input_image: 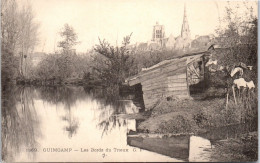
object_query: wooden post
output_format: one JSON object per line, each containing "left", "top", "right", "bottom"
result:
{"left": 232, "top": 85, "right": 237, "bottom": 105}
{"left": 186, "top": 59, "right": 190, "bottom": 97}
{"left": 201, "top": 56, "right": 205, "bottom": 91}
{"left": 226, "top": 91, "right": 229, "bottom": 109}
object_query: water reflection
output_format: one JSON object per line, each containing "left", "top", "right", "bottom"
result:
{"left": 62, "top": 109, "right": 79, "bottom": 138}
{"left": 36, "top": 86, "right": 133, "bottom": 138}
{"left": 2, "top": 86, "right": 41, "bottom": 162}
{"left": 2, "top": 86, "right": 182, "bottom": 162}
{"left": 86, "top": 87, "right": 140, "bottom": 137}
{"left": 36, "top": 86, "right": 88, "bottom": 138}
{"left": 37, "top": 86, "right": 87, "bottom": 105}
{"left": 96, "top": 100, "right": 139, "bottom": 137}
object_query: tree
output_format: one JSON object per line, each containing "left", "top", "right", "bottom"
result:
{"left": 215, "top": 2, "right": 257, "bottom": 82}
{"left": 1, "top": 0, "right": 19, "bottom": 52}
{"left": 94, "top": 33, "right": 134, "bottom": 86}
{"left": 1, "top": 0, "right": 39, "bottom": 80}
{"left": 58, "top": 24, "right": 78, "bottom": 53}
{"left": 17, "top": 3, "right": 40, "bottom": 78}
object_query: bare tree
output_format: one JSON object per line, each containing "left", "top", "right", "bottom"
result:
{"left": 17, "top": 3, "right": 40, "bottom": 78}
{"left": 1, "top": 0, "right": 39, "bottom": 79}
{"left": 1, "top": 0, "right": 20, "bottom": 52}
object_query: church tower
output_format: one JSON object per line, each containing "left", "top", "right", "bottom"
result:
{"left": 152, "top": 22, "right": 165, "bottom": 46}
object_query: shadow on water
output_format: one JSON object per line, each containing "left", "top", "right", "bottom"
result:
{"left": 2, "top": 85, "right": 41, "bottom": 162}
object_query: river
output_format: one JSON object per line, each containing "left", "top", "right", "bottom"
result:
{"left": 1, "top": 85, "right": 253, "bottom": 162}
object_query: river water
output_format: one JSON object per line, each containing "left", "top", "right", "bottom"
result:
{"left": 1, "top": 86, "right": 252, "bottom": 162}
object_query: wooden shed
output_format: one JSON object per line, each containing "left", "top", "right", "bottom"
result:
{"left": 126, "top": 50, "right": 212, "bottom": 110}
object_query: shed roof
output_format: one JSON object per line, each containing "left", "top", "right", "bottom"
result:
{"left": 125, "top": 50, "right": 208, "bottom": 85}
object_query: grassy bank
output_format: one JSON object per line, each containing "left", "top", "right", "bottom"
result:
{"left": 138, "top": 95, "right": 257, "bottom": 134}
{"left": 209, "top": 131, "right": 258, "bottom": 162}
{"left": 136, "top": 93, "right": 257, "bottom": 161}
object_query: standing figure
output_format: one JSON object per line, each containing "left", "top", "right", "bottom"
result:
{"left": 230, "top": 62, "right": 255, "bottom": 105}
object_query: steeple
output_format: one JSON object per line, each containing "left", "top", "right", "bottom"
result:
{"left": 181, "top": 3, "right": 191, "bottom": 40}
{"left": 184, "top": 3, "right": 186, "bottom": 18}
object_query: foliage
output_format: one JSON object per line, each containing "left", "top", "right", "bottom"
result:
{"left": 2, "top": 86, "right": 40, "bottom": 162}
{"left": 58, "top": 24, "right": 78, "bottom": 53}
{"left": 215, "top": 2, "right": 257, "bottom": 82}
{"left": 32, "top": 24, "right": 84, "bottom": 81}
{"left": 210, "top": 132, "right": 258, "bottom": 162}
{"left": 1, "top": 47, "right": 20, "bottom": 85}
{"left": 131, "top": 49, "right": 181, "bottom": 73}
{"left": 34, "top": 52, "right": 92, "bottom": 80}
{"left": 93, "top": 33, "right": 183, "bottom": 86}
{"left": 158, "top": 114, "right": 195, "bottom": 134}
{"left": 140, "top": 94, "right": 257, "bottom": 134}
{"left": 93, "top": 33, "right": 135, "bottom": 85}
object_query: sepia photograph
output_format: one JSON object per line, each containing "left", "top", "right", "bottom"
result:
{"left": 1, "top": 0, "right": 258, "bottom": 162}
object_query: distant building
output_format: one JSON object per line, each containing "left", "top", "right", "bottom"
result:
{"left": 191, "top": 35, "right": 215, "bottom": 49}
{"left": 165, "top": 34, "right": 175, "bottom": 50}
{"left": 137, "top": 43, "right": 148, "bottom": 51}
{"left": 135, "top": 4, "right": 193, "bottom": 52}
{"left": 151, "top": 22, "right": 166, "bottom": 47}
{"left": 131, "top": 4, "right": 215, "bottom": 53}
{"left": 174, "top": 4, "right": 192, "bottom": 50}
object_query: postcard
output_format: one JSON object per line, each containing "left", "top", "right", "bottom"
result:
{"left": 1, "top": 0, "right": 258, "bottom": 162}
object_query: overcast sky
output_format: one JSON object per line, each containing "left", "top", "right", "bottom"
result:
{"left": 24, "top": 0, "right": 257, "bottom": 53}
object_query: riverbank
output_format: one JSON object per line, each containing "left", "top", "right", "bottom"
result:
{"left": 16, "top": 77, "right": 101, "bottom": 86}
{"left": 136, "top": 95, "right": 258, "bottom": 161}
{"left": 15, "top": 78, "right": 138, "bottom": 94}
{"left": 137, "top": 97, "right": 257, "bottom": 134}
{"left": 209, "top": 131, "right": 258, "bottom": 162}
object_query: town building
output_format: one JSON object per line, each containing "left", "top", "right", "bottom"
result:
{"left": 151, "top": 22, "right": 166, "bottom": 47}
{"left": 134, "top": 4, "right": 216, "bottom": 52}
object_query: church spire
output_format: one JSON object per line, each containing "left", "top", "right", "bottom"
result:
{"left": 181, "top": 3, "right": 190, "bottom": 40}
{"left": 184, "top": 3, "right": 186, "bottom": 18}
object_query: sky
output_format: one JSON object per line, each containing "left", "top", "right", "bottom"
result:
{"left": 23, "top": 0, "right": 258, "bottom": 53}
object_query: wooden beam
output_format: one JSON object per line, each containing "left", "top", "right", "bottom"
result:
{"left": 128, "top": 76, "right": 141, "bottom": 86}
{"left": 140, "top": 57, "right": 187, "bottom": 75}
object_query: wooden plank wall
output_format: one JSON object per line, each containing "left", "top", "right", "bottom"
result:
{"left": 140, "top": 58, "right": 190, "bottom": 110}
